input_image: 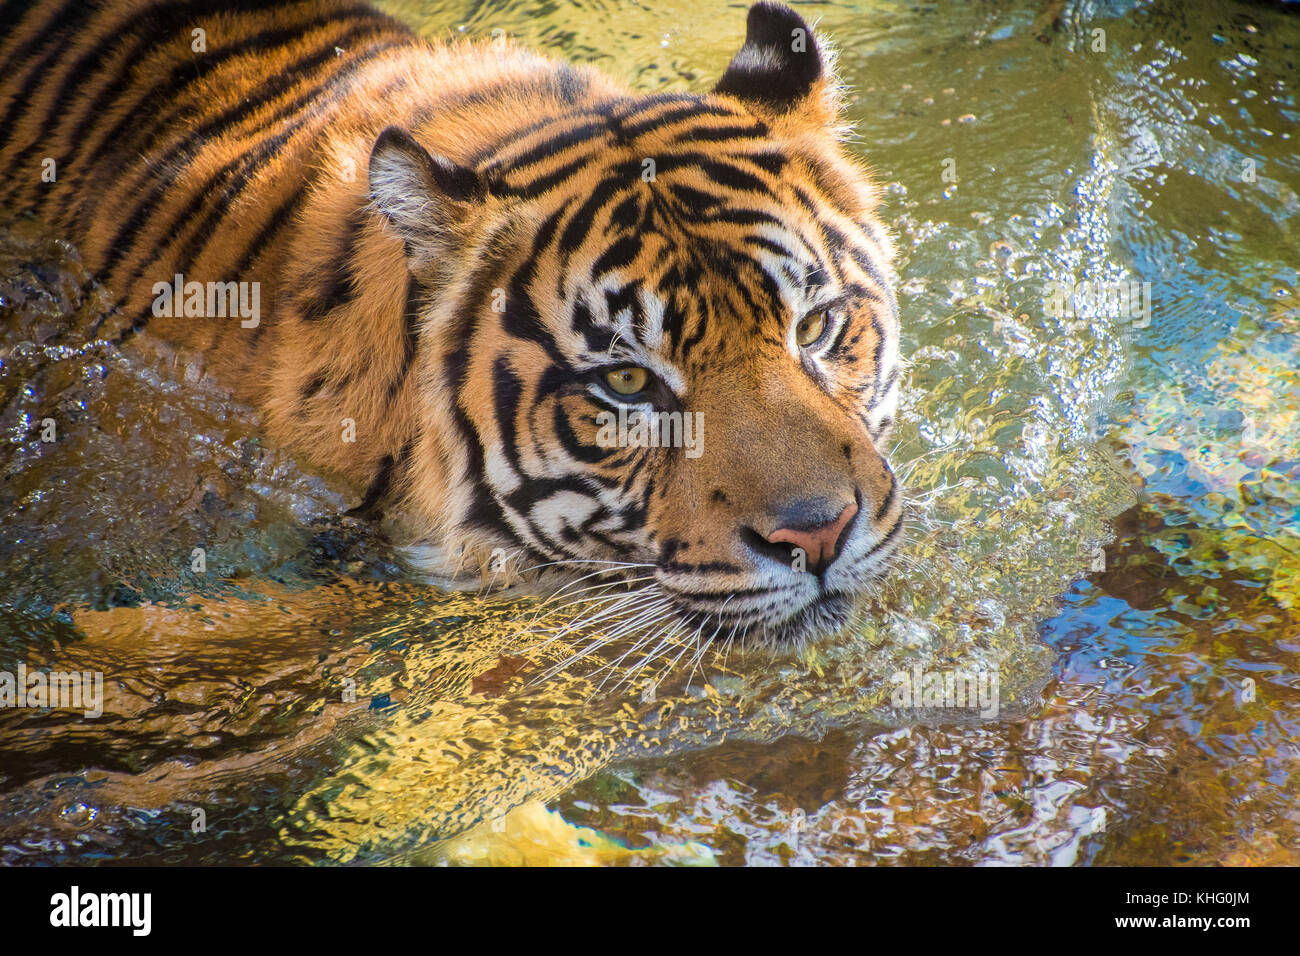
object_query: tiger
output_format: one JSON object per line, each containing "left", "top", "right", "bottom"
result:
{"left": 0, "top": 0, "right": 904, "bottom": 647}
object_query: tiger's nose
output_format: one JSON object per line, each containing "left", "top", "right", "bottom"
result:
{"left": 765, "top": 499, "right": 859, "bottom": 573}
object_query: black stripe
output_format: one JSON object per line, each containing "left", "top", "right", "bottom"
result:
{"left": 866, "top": 514, "right": 904, "bottom": 556}
{"left": 300, "top": 373, "right": 328, "bottom": 402}
{"left": 116, "top": 48, "right": 410, "bottom": 340}
{"left": 2, "top": 0, "right": 279, "bottom": 187}
{"left": 650, "top": 152, "right": 774, "bottom": 193}
{"left": 746, "top": 152, "right": 787, "bottom": 176}
{"left": 823, "top": 221, "right": 884, "bottom": 288}
{"left": 0, "top": 0, "right": 78, "bottom": 66}
{"left": 618, "top": 100, "right": 753, "bottom": 141}
{"left": 744, "top": 253, "right": 784, "bottom": 317}
{"left": 826, "top": 309, "right": 855, "bottom": 356}
{"left": 346, "top": 438, "right": 414, "bottom": 519}
{"left": 589, "top": 234, "right": 641, "bottom": 281}
{"left": 677, "top": 294, "right": 710, "bottom": 360}
{"left": 502, "top": 272, "right": 568, "bottom": 369}
{"left": 666, "top": 184, "right": 721, "bottom": 213}
{"left": 659, "top": 561, "right": 748, "bottom": 577}
{"left": 706, "top": 207, "right": 783, "bottom": 229}
{"left": 101, "top": 23, "right": 396, "bottom": 279}
{"left": 49, "top": 4, "right": 391, "bottom": 205}
{"left": 603, "top": 281, "right": 642, "bottom": 336}
{"left": 118, "top": 158, "right": 316, "bottom": 342}
{"left": 557, "top": 172, "right": 633, "bottom": 259}
{"left": 491, "top": 356, "right": 526, "bottom": 475}
{"left": 747, "top": 236, "right": 793, "bottom": 260}
{"left": 873, "top": 476, "right": 897, "bottom": 523}
{"left": 867, "top": 366, "right": 900, "bottom": 412}
{"left": 664, "top": 123, "right": 765, "bottom": 144}
{"left": 299, "top": 205, "right": 368, "bottom": 321}
{"left": 347, "top": 454, "right": 396, "bottom": 518}
{"left": 607, "top": 194, "right": 641, "bottom": 230}
{"left": 554, "top": 403, "right": 615, "bottom": 464}
{"left": 383, "top": 274, "right": 424, "bottom": 405}
{"left": 483, "top": 118, "right": 608, "bottom": 178}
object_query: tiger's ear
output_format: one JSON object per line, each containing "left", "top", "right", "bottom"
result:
{"left": 713, "top": 3, "right": 832, "bottom": 120}
{"left": 368, "top": 126, "right": 483, "bottom": 269}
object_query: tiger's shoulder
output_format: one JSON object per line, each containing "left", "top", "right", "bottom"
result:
{"left": 0, "top": 0, "right": 617, "bottom": 484}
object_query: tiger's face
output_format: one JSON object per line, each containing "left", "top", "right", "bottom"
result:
{"left": 370, "top": 2, "right": 902, "bottom": 645}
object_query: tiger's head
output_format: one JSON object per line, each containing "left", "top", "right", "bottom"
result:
{"left": 368, "top": 2, "right": 902, "bottom": 646}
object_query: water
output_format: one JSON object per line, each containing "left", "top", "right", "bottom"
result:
{"left": 1, "top": 0, "right": 1297, "bottom": 865}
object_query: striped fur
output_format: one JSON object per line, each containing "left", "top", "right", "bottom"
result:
{"left": 1, "top": 0, "right": 904, "bottom": 645}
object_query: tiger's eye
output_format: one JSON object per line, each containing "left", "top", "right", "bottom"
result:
{"left": 605, "top": 366, "right": 649, "bottom": 395}
{"left": 795, "top": 311, "right": 827, "bottom": 347}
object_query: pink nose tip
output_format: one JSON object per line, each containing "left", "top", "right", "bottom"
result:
{"left": 767, "top": 501, "right": 858, "bottom": 570}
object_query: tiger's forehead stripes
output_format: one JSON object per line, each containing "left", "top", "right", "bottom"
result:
{"left": 476, "top": 94, "right": 764, "bottom": 176}
{"left": 484, "top": 170, "right": 857, "bottom": 374}
{"left": 488, "top": 142, "right": 875, "bottom": 366}
{"left": 560, "top": 247, "right": 795, "bottom": 354}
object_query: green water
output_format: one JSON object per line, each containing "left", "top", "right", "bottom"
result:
{"left": 0, "top": 0, "right": 1297, "bottom": 864}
